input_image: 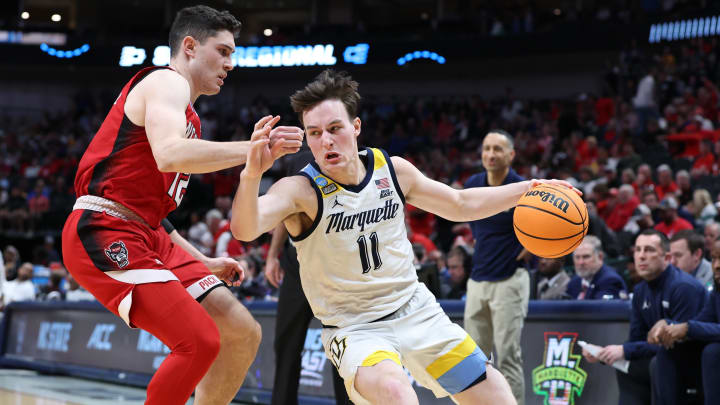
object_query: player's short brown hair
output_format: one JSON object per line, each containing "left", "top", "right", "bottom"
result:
{"left": 169, "top": 5, "right": 242, "bottom": 57}
{"left": 290, "top": 70, "right": 361, "bottom": 126}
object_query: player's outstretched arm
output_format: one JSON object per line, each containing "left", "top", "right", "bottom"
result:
{"left": 139, "top": 70, "right": 302, "bottom": 173}
{"left": 230, "top": 124, "right": 309, "bottom": 241}
{"left": 392, "top": 156, "right": 578, "bottom": 222}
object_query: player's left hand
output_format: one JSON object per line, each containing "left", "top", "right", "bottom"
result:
{"left": 528, "top": 179, "right": 583, "bottom": 196}
{"left": 205, "top": 256, "right": 245, "bottom": 286}
{"left": 269, "top": 125, "right": 304, "bottom": 160}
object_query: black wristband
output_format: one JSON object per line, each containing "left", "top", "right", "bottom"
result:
{"left": 161, "top": 218, "right": 176, "bottom": 234}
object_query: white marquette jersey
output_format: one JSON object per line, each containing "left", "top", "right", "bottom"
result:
{"left": 291, "top": 147, "right": 417, "bottom": 328}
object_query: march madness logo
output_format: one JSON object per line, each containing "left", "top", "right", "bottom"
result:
{"left": 105, "top": 241, "right": 129, "bottom": 268}
{"left": 532, "top": 332, "right": 587, "bottom": 405}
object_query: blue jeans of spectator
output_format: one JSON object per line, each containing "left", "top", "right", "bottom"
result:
{"left": 652, "top": 342, "right": 705, "bottom": 405}
{"left": 702, "top": 342, "right": 720, "bottom": 405}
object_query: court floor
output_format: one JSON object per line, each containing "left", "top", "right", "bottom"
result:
{"left": 0, "top": 368, "right": 193, "bottom": 405}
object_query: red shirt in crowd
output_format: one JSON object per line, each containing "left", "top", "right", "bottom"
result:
{"left": 655, "top": 217, "right": 693, "bottom": 239}
{"left": 655, "top": 181, "right": 678, "bottom": 200}
{"left": 693, "top": 152, "right": 716, "bottom": 173}
{"left": 605, "top": 196, "right": 640, "bottom": 232}
{"left": 595, "top": 97, "right": 615, "bottom": 126}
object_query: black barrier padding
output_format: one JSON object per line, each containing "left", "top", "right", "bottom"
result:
{"left": 0, "top": 300, "right": 632, "bottom": 404}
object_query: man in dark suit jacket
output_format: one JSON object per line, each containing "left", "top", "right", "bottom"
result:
{"left": 567, "top": 235, "right": 627, "bottom": 300}
{"left": 534, "top": 256, "right": 571, "bottom": 300}
{"left": 583, "top": 230, "right": 706, "bottom": 405}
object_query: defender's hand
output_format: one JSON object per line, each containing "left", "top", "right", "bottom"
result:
{"left": 205, "top": 256, "right": 245, "bottom": 286}
{"left": 244, "top": 115, "right": 281, "bottom": 178}
{"left": 269, "top": 125, "right": 304, "bottom": 160}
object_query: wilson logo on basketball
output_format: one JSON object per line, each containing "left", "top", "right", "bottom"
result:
{"left": 524, "top": 190, "right": 570, "bottom": 214}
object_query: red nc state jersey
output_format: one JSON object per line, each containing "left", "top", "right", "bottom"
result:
{"left": 74, "top": 66, "right": 201, "bottom": 228}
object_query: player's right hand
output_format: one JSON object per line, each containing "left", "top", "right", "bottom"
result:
{"left": 244, "top": 115, "right": 281, "bottom": 178}
{"left": 265, "top": 255, "right": 285, "bottom": 288}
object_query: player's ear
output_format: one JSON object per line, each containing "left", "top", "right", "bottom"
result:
{"left": 182, "top": 36, "right": 196, "bottom": 57}
{"left": 353, "top": 117, "right": 361, "bottom": 137}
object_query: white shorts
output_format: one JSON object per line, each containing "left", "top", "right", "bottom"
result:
{"left": 321, "top": 283, "right": 488, "bottom": 405}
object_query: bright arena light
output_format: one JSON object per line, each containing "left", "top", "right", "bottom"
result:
{"left": 21, "top": 12, "right": 29, "bottom": 20}
{"left": 263, "top": 28, "right": 273, "bottom": 37}
{"left": 51, "top": 14, "right": 61, "bottom": 22}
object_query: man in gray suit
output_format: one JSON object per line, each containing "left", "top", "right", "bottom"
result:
{"left": 534, "top": 256, "right": 570, "bottom": 300}
{"left": 670, "top": 229, "right": 713, "bottom": 288}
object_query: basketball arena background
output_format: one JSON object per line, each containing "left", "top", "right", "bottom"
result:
{"left": 1, "top": 0, "right": 719, "bottom": 404}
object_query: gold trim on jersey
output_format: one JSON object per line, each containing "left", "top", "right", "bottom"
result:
{"left": 370, "top": 147, "right": 388, "bottom": 170}
{"left": 361, "top": 350, "right": 401, "bottom": 367}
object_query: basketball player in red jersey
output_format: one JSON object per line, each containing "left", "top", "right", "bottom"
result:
{"left": 61, "top": 5, "right": 303, "bottom": 404}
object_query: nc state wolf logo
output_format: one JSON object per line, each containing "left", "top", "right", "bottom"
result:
{"left": 105, "top": 241, "right": 129, "bottom": 268}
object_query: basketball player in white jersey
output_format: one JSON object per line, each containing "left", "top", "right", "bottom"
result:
{"left": 231, "top": 70, "right": 577, "bottom": 405}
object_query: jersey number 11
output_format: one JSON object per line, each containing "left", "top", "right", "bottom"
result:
{"left": 357, "top": 232, "right": 382, "bottom": 273}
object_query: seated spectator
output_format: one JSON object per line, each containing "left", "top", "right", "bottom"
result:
{"left": 623, "top": 204, "right": 655, "bottom": 236}
{"left": 39, "top": 271, "right": 66, "bottom": 301}
{"left": 605, "top": 184, "right": 640, "bottom": 232}
{"left": 534, "top": 256, "right": 570, "bottom": 300}
{"left": 704, "top": 221, "right": 720, "bottom": 260}
{"left": 649, "top": 236, "right": 720, "bottom": 405}
{"left": 2, "top": 262, "right": 36, "bottom": 307}
{"left": 187, "top": 211, "right": 212, "bottom": 256}
{"left": 406, "top": 217, "right": 437, "bottom": 258}
{"left": 2, "top": 245, "right": 20, "bottom": 280}
{"left": 675, "top": 169, "right": 693, "bottom": 206}
{"left": 582, "top": 230, "right": 706, "bottom": 405}
{"left": 65, "top": 273, "right": 95, "bottom": 301}
{"left": 655, "top": 196, "right": 693, "bottom": 238}
{"left": 441, "top": 246, "right": 470, "bottom": 300}
{"left": 235, "top": 255, "right": 269, "bottom": 301}
{"left": 692, "top": 140, "right": 716, "bottom": 177}
{"left": 670, "top": 229, "right": 713, "bottom": 288}
{"left": 643, "top": 189, "right": 662, "bottom": 223}
{"left": 655, "top": 164, "right": 679, "bottom": 200}
{"left": 634, "top": 164, "right": 656, "bottom": 196}
{"left": 686, "top": 188, "right": 718, "bottom": 227}
{"left": 567, "top": 235, "right": 627, "bottom": 299}
{"left": 32, "top": 235, "right": 60, "bottom": 266}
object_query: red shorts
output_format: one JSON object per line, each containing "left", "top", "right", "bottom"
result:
{"left": 62, "top": 209, "right": 223, "bottom": 327}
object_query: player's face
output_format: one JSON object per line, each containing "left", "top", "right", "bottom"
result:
{"left": 633, "top": 234, "right": 670, "bottom": 281}
{"left": 190, "top": 30, "right": 235, "bottom": 95}
{"left": 481, "top": 132, "right": 514, "bottom": 172}
{"left": 304, "top": 99, "right": 361, "bottom": 178}
{"left": 669, "top": 239, "right": 698, "bottom": 274}
{"left": 572, "top": 243, "right": 602, "bottom": 279}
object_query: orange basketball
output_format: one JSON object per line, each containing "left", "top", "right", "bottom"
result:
{"left": 513, "top": 184, "right": 588, "bottom": 258}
